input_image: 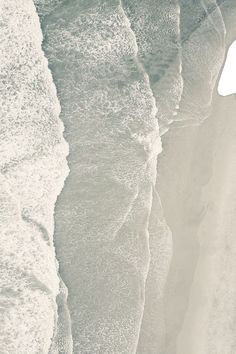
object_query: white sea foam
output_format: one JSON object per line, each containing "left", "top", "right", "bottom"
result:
{"left": 174, "top": 0, "right": 226, "bottom": 127}
{"left": 35, "top": 0, "right": 163, "bottom": 352}
{"left": 122, "top": 0, "right": 183, "bottom": 135}
{"left": 2, "top": 0, "right": 230, "bottom": 353}
{"left": 120, "top": 2, "right": 181, "bottom": 352}
{"left": 0, "top": 1, "right": 70, "bottom": 353}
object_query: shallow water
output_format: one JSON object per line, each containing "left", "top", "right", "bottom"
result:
{"left": 0, "top": 1, "right": 69, "bottom": 353}
{"left": 37, "top": 1, "right": 162, "bottom": 353}
{"left": 1, "top": 0, "right": 236, "bottom": 353}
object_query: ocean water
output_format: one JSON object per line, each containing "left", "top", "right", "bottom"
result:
{"left": 120, "top": 1, "right": 181, "bottom": 352}
{"left": 1, "top": 0, "right": 234, "bottom": 353}
{"left": 122, "top": 0, "right": 183, "bottom": 135}
{"left": 34, "top": 0, "right": 226, "bottom": 353}
{"left": 0, "top": 1, "right": 69, "bottom": 353}
{"left": 36, "top": 1, "right": 163, "bottom": 353}
{"left": 174, "top": 0, "right": 226, "bottom": 127}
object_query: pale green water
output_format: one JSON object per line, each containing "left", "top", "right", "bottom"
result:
{"left": 34, "top": 1, "right": 228, "bottom": 353}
